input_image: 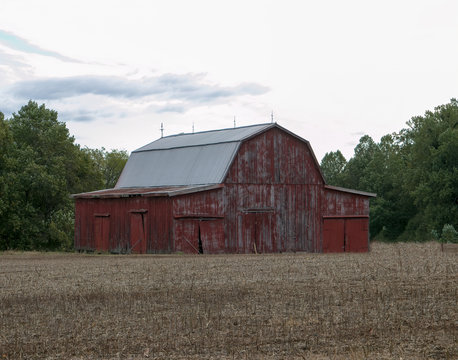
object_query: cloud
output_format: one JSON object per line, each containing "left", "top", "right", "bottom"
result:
{"left": 59, "top": 108, "right": 118, "bottom": 123}
{"left": 0, "top": 29, "right": 81, "bottom": 63}
{"left": 0, "top": 48, "right": 32, "bottom": 71}
{"left": 156, "top": 104, "right": 187, "bottom": 113}
{"left": 10, "top": 73, "right": 270, "bottom": 103}
{"left": 350, "top": 131, "right": 365, "bottom": 137}
{"left": 0, "top": 95, "right": 28, "bottom": 117}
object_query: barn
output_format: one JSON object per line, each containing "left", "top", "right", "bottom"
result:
{"left": 73, "top": 123, "right": 376, "bottom": 254}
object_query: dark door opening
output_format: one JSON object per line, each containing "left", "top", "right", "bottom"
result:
{"left": 175, "top": 218, "right": 224, "bottom": 254}
{"left": 198, "top": 225, "right": 203, "bottom": 254}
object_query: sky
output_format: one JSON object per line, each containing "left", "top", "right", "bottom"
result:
{"left": 0, "top": 0, "right": 457, "bottom": 161}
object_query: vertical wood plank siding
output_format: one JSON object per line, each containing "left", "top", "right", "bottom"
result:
{"left": 75, "top": 197, "right": 172, "bottom": 253}
{"left": 75, "top": 126, "right": 372, "bottom": 253}
{"left": 223, "top": 128, "right": 324, "bottom": 253}
{"left": 322, "top": 188, "right": 370, "bottom": 217}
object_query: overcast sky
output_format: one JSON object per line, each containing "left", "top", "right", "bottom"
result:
{"left": 1, "top": 0, "right": 457, "bottom": 160}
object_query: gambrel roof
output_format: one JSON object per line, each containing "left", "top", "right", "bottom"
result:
{"left": 73, "top": 122, "right": 376, "bottom": 199}
{"left": 116, "top": 123, "right": 276, "bottom": 188}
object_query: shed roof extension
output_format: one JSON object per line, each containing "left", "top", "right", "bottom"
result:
{"left": 116, "top": 123, "right": 275, "bottom": 188}
{"left": 324, "top": 185, "right": 376, "bottom": 198}
{"left": 72, "top": 184, "right": 223, "bottom": 199}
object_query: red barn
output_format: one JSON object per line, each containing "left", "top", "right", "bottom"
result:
{"left": 73, "top": 123, "right": 375, "bottom": 254}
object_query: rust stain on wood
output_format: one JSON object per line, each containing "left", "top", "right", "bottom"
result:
{"left": 74, "top": 126, "right": 373, "bottom": 254}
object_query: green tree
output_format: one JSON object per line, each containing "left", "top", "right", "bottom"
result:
{"left": 399, "top": 99, "right": 458, "bottom": 239}
{"left": 105, "top": 149, "right": 128, "bottom": 188}
{"left": 0, "top": 112, "right": 12, "bottom": 245}
{"left": 363, "top": 134, "right": 415, "bottom": 240}
{"left": 337, "top": 99, "right": 457, "bottom": 242}
{"left": 320, "top": 150, "right": 346, "bottom": 186}
{"left": 83, "top": 147, "right": 128, "bottom": 188}
{"left": 339, "top": 135, "right": 377, "bottom": 191}
{"left": 0, "top": 101, "right": 103, "bottom": 250}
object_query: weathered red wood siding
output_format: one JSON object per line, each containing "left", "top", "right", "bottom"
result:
{"left": 321, "top": 188, "right": 371, "bottom": 252}
{"left": 322, "top": 188, "right": 370, "bottom": 217}
{"left": 75, "top": 126, "right": 372, "bottom": 254}
{"left": 224, "top": 128, "right": 324, "bottom": 253}
{"left": 74, "top": 196, "right": 172, "bottom": 253}
{"left": 172, "top": 189, "right": 224, "bottom": 218}
{"left": 172, "top": 189, "right": 226, "bottom": 254}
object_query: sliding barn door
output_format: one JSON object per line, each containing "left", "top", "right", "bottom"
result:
{"left": 322, "top": 218, "right": 369, "bottom": 253}
{"left": 130, "top": 212, "right": 147, "bottom": 254}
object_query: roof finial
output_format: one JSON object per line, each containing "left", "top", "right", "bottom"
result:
{"left": 234, "top": 116, "right": 236, "bottom": 128}
{"left": 271, "top": 110, "right": 274, "bottom": 123}
{"left": 160, "top": 122, "right": 164, "bottom": 138}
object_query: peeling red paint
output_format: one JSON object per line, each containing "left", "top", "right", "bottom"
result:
{"left": 74, "top": 126, "right": 374, "bottom": 254}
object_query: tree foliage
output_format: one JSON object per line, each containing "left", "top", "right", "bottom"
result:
{"left": 322, "top": 99, "right": 458, "bottom": 241}
{"left": 83, "top": 147, "right": 128, "bottom": 188}
{"left": 1, "top": 99, "right": 456, "bottom": 249}
{"left": 320, "top": 150, "right": 346, "bottom": 186}
{"left": 0, "top": 101, "right": 128, "bottom": 250}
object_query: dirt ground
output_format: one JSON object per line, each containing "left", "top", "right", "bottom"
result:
{"left": 0, "top": 242, "right": 456, "bottom": 359}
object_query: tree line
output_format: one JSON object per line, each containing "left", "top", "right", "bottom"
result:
{"left": 320, "top": 99, "right": 458, "bottom": 243}
{"left": 1, "top": 100, "right": 456, "bottom": 250}
{"left": 0, "top": 101, "right": 128, "bottom": 250}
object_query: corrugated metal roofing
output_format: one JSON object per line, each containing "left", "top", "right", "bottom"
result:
{"left": 73, "top": 184, "right": 224, "bottom": 199}
{"left": 135, "top": 123, "right": 273, "bottom": 152}
{"left": 116, "top": 142, "right": 239, "bottom": 188}
{"left": 324, "top": 185, "right": 377, "bottom": 198}
{"left": 116, "top": 124, "right": 274, "bottom": 188}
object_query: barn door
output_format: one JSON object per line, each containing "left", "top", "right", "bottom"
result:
{"left": 240, "top": 212, "right": 272, "bottom": 253}
{"left": 345, "top": 218, "right": 369, "bottom": 252}
{"left": 256, "top": 213, "right": 272, "bottom": 253}
{"left": 130, "top": 212, "right": 147, "bottom": 254}
{"left": 199, "top": 219, "right": 225, "bottom": 254}
{"left": 323, "top": 219, "right": 345, "bottom": 252}
{"left": 94, "top": 215, "right": 110, "bottom": 252}
{"left": 174, "top": 219, "right": 225, "bottom": 254}
{"left": 174, "top": 219, "right": 200, "bottom": 253}
{"left": 323, "top": 218, "right": 369, "bottom": 252}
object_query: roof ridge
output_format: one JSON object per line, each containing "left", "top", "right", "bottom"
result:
{"left": 161, "top": 122, "right": 272, "bottom": 139}
{"left": 133, "top": 123, "right": 275, "bottom": 153}
{"left": 133, "top": 139, "right": 241, "bottom": 153}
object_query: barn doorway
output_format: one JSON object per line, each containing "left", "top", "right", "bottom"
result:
{"left": 199, "top": 219, "right": 224, "bottom": 254}
{"left": 129, "top": 210, "right": 147, "bottom": 254}
{"left": 240, "top": 211, "right": 273, "bottom": 253}
{"left": 94, "top": 214, "right": 110, "bottom": 252}
{"left": 323, "top": 217, "right": 369, "bottom": 252}
{"left": 174, "top": 218, "right": 224, "bottom": 254}
{"left": 323, "top": 218, "right": 344, "bottom": 252}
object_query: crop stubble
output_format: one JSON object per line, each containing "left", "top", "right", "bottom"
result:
{"left": 0, "top": 242, "right": 456, "bottom": 359}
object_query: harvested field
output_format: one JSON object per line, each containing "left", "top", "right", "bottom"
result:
{"left": 0, "top": 242, "right": 456, "bottom": 359}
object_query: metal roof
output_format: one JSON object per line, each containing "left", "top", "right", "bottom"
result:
{"left": 324, "top": 185, "right": 377, "bottom": 198}
{"left": 116, "top": 142, "right": 239, "bottom": 187}
{"left": 72, "top": 184, "right": 224, "bottom": 199}
{"left": 135, "top": 123, "right": 273, "bottom": 152}
{"left": 116, "top": 123, "right": 274, "bottom": 188}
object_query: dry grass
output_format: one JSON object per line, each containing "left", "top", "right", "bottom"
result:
{"left": 0, "top": 242, "right": 456, "bottom": 359}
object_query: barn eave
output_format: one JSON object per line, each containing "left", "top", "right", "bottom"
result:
{"left": 72, "top": 184, "right": 223, "bottom": 199}
{"left": 324, "top": 185, "right": 376, "bottom": 198}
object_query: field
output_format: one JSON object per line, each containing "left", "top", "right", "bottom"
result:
{"left": 0, "top": 242, "right": 456, "bottom": 359}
